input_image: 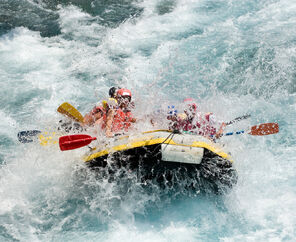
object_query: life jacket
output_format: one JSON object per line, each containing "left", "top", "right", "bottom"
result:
{"left": 178, "top": 118, "right": 196, "bottom": 131}
{"left": 122, "top": 110, "right": 133, "bottom": 131}
{"left": 170, "top": 112, "right": 217, "bottom": 136}
{"left": 90, "top": 98, "right": 118, "bottom": 121}
{"left": 195, "top": 112, "right": 217, "bottom": 136}
{"left": 102, "top": 108, "right": 134, "bottom": 133}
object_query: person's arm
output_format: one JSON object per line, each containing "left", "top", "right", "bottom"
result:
{"left": 83, "top": 113, "right": 94, "bottom": 126}
{"left": 93, "top": 111, "right": 103, "bottom": 121}
{"left": 83, "top": 105, "right": 103, "bottom": 126}
{"left": 215, "top": 122, "right": 226, "bottom": 139}
{"left": 208, "top": 113, "right": 226, "bottom": 139}
{"left": 94, "top": 116, "right": 103, "bottom": 126}
{"left": 105, "top": 109, "right": 115, "bottom": 137}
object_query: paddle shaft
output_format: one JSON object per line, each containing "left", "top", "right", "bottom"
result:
{"left": 225, "top": 131, "right": 245, "bottom": 136}
{"left": 225, "top": 114, "right": 251, "bottom": 125}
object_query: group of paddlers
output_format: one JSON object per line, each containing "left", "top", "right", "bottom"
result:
{"left": 83, "top": 87, "right": 226, "bottom": 140}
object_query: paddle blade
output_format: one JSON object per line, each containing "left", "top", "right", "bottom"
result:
{"left": 17, "top": 130, "right": 41, "bottom": 143}
{"left": 57, "top": 102, "right": 84, "bottom": 123}
{"left": 59, "top": 134, "right": 96, "bottom": 151}
{"left": 249, "top": 123, "right": 279, "bottom": 136}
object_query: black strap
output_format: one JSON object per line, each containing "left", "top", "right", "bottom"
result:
{"left": 152, "top": 130, "right": 180, "bottom": 156}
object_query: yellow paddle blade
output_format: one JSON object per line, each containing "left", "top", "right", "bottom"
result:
{"left": 57, "top": 102, "right": 84, "bottom": 123}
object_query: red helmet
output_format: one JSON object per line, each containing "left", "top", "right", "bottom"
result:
{"left": 183, "top": 98, "right": 197, "bottom": 112}
{"left": 117, "top": 88, "right": 131, "bottom": 97}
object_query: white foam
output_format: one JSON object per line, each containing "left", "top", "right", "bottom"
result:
{"left": 1, "top": 0, "right": 296, "bottom": 241}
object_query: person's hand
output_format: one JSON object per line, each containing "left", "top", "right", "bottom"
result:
{"left": 94, "top": 117, "right": 103, "bottom": 126}
{"left": 215, "top": 132, "right": 223, "bottom": 139}
{"left": 106, "top": 130, "right": 113, "bottom": 138}
{"left": 215, "top": 122, "right": 226, "bottom": 139}
{"left": 83, "top": 113, "right": 92, "bottom": 126}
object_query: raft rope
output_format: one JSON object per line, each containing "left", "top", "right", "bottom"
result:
{"left": 151, "top": 129, "right": 180, "bottom": 156}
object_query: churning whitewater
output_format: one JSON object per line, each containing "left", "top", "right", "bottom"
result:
{"left": 0, "top": 0, "right": 296, "bottom": 241}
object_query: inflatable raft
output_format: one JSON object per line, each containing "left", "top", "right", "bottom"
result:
{"left": 83, "top": 130, "right": 237, "bottom": 192}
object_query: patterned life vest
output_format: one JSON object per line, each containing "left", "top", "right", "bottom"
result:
{"left": 173, "top": 112, "right": 217, "bottom": 136}
{"left": 102, "top": 108, "right": 134, "bottom": 133}
{"left": 195, "top": 112, "right": 217, "bottom": 136}
{"left": 178, "top": 118, "right": 196, "bottom": 131}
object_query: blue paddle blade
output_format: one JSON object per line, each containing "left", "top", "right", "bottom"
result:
{"left": 17, "top": 130, "right": 41, "bottom": 143}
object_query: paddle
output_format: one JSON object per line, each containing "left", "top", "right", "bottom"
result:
{"left": 17, "top": 103, "right": 83, "bottom": 143}
{"left": 59, "top": 134, "right": 96, "bottom": 151}
{"left": 225, "top": 114, "right": 251, "bottom": 125}
{"left": 17, "top": 130, "right": 59, "bottom": 145}
{"left": 225, "top": 123, "right": 279, "bottom": 136}
{"left": 17, "top": 130, "right": 41, "bottom": 143}
{"left": 57, "top": 102, "right": 84, "bottom": 123}
{"left": 59, "top": 123, "right": 279, "bottom": 151}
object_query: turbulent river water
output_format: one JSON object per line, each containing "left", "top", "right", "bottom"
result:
{"left": 0, "top": 0, "right": 296, "bottom": 241}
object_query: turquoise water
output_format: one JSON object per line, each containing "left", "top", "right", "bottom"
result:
{"left": 1, "top": 0, "right": 296, "bottom": 241}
